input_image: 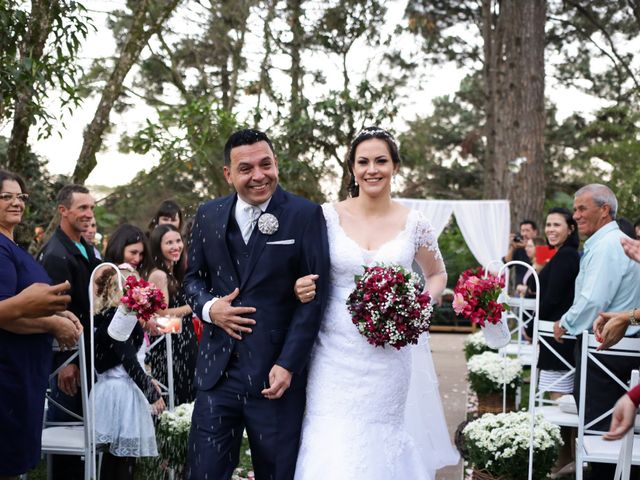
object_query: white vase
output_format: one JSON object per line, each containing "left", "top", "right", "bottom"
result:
{"left": 107, "top": 305, "right": 138, "bottom": 341}
{"left": 481, "top": 312, "right": 511, "bottom": 349}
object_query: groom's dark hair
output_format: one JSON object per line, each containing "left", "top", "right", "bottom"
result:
{"left": 224, "top": 129, "right": 276, "bottom": 165}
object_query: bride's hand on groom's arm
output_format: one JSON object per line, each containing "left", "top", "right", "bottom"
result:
{"left": 295, "top": 274, "right": 318, "bottom": 304}
{"left": 261, "top": 364, "right": 292, "bottom": 400}
{"left": 210, "top": 288, "right": 257, "bottom": 340}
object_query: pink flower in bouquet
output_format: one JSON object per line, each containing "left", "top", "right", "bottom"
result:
{"left": 452, "top": 292, "right": 467, "bottom": 314}
{"left": 346, "top": 264, "right": 433, "bottom": 350}
{"left": 453, "top": 267, "right": 508, "bottom": 327}
{"left": 120, "top": 276, "right": 167, "bottom": 322}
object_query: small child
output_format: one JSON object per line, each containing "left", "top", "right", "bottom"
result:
{"left": 90, "top": 267, "right": 165, "bottom": 479}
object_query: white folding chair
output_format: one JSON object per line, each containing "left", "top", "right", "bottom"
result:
{"left": 41, "top": 336, "right": 96, "bottom": 479}
{"left": 576, "top": 333, "right": 640, "bottom": 480}
{"left": 531, "top": 320, "right": 579, "bottom": 428}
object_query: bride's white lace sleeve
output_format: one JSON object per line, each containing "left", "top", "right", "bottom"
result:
{"left": 414, "top": 212, "right": 442, "bottom": 261}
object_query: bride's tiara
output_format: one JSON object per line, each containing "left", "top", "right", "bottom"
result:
{"left": 353, "top": 127, "right": 397, "bottom": 144}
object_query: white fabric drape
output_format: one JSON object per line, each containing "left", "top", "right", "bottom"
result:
{"left": 396, "top": 198, "right": 454, "bottom": 238}
{"left": 396, "top": 198, "right": 510, "bottom": 269}
{"left": 452, "top": 200, "right": 510, "bottom": 269}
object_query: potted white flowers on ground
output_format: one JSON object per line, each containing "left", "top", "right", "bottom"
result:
{"left": 463, "top": 331, "right": 497, "bottom": 360}
{"left": 467, "top": 351, "right": 522, "bottom": 414}
{"left": 156, "top": 402, "right": 193, "bottom": 473}
{"left": 463, "top": 411, "right": 562, "bottom": 480}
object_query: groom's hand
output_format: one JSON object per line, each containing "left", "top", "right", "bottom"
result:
{"left": 210, "top": 288, "right": 256, "bottom": 340}
{"left": 261, "top": 364, "right": 292, "bottom": 400}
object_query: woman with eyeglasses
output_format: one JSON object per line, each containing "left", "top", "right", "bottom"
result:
{"left": 0, "top": 170, "right": 83, "bottom": 479}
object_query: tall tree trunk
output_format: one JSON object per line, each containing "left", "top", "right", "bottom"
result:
{"left": 287, "top": 0, "right": 304, "bottom": 159}
{"left": 71, "top": 0, "right": 179, "bottom": 184}
{"left": 338, "top": 50, "right": 355, "bottom": 200}
{"left": 510, "top": 0, "right": 545, "bottom": 224}
{"left": 481, "top": 0, "right": 545, "bottom": 226}
{"left": 6, "top": 0, "right": 58, "bottom": 173}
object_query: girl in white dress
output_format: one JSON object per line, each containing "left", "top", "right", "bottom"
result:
{"left": 293, "top": 127, "right": 459, "bottom": 479}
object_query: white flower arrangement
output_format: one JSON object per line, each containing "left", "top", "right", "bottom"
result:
{"left": 463, "top": 331, "right": 496, "bottom": 360}
{"left": 156, "top": 402, "right": 194, "bottom": 470}
{"left": 467, "top": 351, "right": 522, "bottom": 395}
{"left": 463, "top": 411, "right": 562, "bottom": 479}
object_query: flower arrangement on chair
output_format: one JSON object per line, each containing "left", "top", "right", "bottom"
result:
{"left": 453, "top": 267, "right": 510, "bottom": 348}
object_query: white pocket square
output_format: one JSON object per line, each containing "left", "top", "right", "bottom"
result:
{"left": 266, "top": 239, "right": 295, "bottom": 245}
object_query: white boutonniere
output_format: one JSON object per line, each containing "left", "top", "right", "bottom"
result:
{"left": 258, "top": 213, "right": 279, "bottom": 235}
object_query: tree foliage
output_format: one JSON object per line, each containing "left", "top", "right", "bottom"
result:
{"left": 1, "top": 0, "right": 90, "bottom": 174}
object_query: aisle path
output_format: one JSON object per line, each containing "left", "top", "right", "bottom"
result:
{"left": 431, "top": 333, "right": 467, "bottom": 480}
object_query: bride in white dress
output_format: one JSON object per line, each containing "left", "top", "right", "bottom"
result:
{"left": 293, "top": 127, "right": 459, "bottom": 479}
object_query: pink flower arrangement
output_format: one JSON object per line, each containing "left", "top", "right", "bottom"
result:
{"left": 452, "top": 267, "right": 507, "bottom": 327}
{"left": 346, "top": 264, "right": 433, "bottom": 350}
{"left": 120, "top": 275, "right": 167, "bottom": 322}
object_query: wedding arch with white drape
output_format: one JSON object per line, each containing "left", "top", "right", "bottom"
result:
{"left": 397, "top": 198, "right": 510, "bottom": 270}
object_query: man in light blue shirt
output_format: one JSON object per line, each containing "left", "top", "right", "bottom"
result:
{"left": 553, "top": 186, "right": 640, "bottom": 339}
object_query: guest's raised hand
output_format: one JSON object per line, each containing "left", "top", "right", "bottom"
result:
{"left": 261, "top": 364, "right": 292, "bottom": 400}
{"left": 151, "top": 396, "right": 166, "bottom": 415}
{"left": 595, "top": 311, "right": 630, "bottom": 350}
{"left": 603, "top": 394, "right": 637, "bottom": 440}
{"left": 294, "top": 274, "right": 318, "bottom": 303}
{"left": 18, "top": 282, "right": 71, "bottom": 317}
{"left": 552, "top": 320, "right": 566, "bottom": 343}
{"left": 144, "top": 316, "right": 164, "bottom": 336}
{"left": 210, "top": 288, "right": 256, "bottom": 340}
{"left": 51, "top": 313, "right": 81, "bottom": 349}
{"left": 621, "top": 237, "right": 640, "bottom": 264}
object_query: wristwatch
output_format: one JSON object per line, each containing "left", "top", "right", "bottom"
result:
{"left": 630, "top": 308, "right": 640, "bottom": 326}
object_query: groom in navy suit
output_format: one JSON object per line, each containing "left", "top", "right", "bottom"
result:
{"left": 185, "top": 129, "right": 330, "bottom": 480}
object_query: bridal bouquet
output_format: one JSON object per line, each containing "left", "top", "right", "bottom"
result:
{"left": 108, "top": 275, "right": 167, "bottom": 341}
{"left": 463, "top": 411, "right": 562, "bottom": 480}
{"left": 452, "top": 267, "right": 507, "bottom": 327}
{"left": 346, "top": 264, "right": 433, "bottom": 350}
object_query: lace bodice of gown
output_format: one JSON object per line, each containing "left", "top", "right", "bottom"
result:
{"left": 294, "top": 203, "right": 455, "bottom": 480}
{"left": 323, "top": 202, "right": 442, "bottom": 292}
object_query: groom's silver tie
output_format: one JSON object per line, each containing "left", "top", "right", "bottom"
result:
{"left": 242, "top": 205, "right": 262, "bottom": 244}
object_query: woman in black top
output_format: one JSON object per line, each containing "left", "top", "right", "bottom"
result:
{"left": 526, "top": 207, "right": 580, "bottom": 399}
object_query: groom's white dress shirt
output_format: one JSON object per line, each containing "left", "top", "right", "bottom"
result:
{"left": 200, "top": 195, "right": 271, "bottom": 324}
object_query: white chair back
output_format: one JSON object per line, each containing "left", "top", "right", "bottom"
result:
{"left": 41, "top": 335, "right": 94, "bottom": 479}
{"left": 576, "top": 333, "right": 640, "bottom": 480}
{"left": 530, "top": 320, "right": 578, "bottom": 427}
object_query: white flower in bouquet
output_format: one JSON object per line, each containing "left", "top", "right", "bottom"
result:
{"left": 467, "top": 351, "right": 522, "bottom": 395}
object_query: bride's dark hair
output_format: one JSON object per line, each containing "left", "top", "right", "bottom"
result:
{"left": 346, "top": 127, "right": 401, "bottom": 197}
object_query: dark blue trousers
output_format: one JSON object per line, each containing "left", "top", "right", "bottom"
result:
{"left": 187, "top": 370, "right": 305, "bottom": 480}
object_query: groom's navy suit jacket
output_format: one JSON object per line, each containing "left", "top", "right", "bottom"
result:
{"left": 184, "top": 186, "right": 329, "bottom": 396}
